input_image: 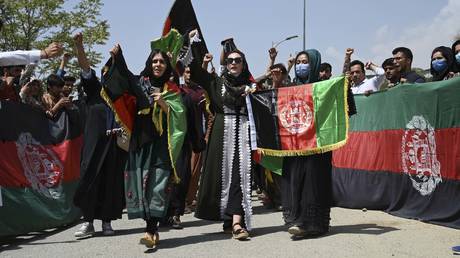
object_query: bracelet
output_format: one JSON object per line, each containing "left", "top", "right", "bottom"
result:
{"left": 43, "top": 49, "right": 49, "bottom": 59}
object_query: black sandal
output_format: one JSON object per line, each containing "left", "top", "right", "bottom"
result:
{"left": 232, "top": 222, "right": 249, "bottom": 240}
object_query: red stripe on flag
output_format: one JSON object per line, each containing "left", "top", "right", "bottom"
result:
{"left": 162, "top": 17, "right": 172, "bottom": 36}
{"left": 113, "top": 93, "right": 137, "bottom": 132}
{"left": 333, "top": 128, "right": 460, "bottom": 181}
{"left": 0, "top": 136, "right": 82, "bottom": 187}
{"left": 276, "top": 84, "right": 317, "bottom": 150}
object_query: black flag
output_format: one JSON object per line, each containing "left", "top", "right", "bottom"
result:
{"left": 163, "top": 0, "right": 208, "bottom": 67}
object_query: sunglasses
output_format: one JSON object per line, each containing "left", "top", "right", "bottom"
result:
{"left": 226, "top": 57, "right": 242, "bottom": 64}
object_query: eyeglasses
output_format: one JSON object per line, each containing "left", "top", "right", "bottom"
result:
{"left": 226, "top": 57, "right": 242, "bottom": 64}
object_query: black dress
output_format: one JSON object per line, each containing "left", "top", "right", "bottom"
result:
{"left": 282, "top": 85, "right": 356, "bottom": 234}
{"left": 73, "top": 70, "right": 127, "bottom": 222}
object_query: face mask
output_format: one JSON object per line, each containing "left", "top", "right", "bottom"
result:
{"left": 431, "top": 59, "right": 447, "bottom": 72}
{"left": 455, "top": 53, "right": 460, "bottom": 64}
{"left": 295, "top": 63, "right": 310, "bottom": 79}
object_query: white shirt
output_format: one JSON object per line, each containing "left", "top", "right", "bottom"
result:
{"left": 351, "top": 67, "right": 385, "bottom": 94}
{"left": 0, "top": 50, "right": 41, "bottom": 67}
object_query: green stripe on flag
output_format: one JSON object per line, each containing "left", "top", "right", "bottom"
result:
{"left": 350, "top": 77, "right": 460, "bottom": 132}
{"left": 0, "top": 181, "right": 81, "bottom": 237}
{"left": 313, "top": 76, "right": 348, "bottom": 147}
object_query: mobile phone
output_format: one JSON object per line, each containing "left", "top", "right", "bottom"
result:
{"left": 150, "top": 87, "right": 160, "bottom": 94}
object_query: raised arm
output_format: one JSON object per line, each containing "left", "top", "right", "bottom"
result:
{"left": 342, "top": 48, "right": 354, "bottom": 74}
{"left": 187, "top": 30, "right": 215, "bottom": 92}
{"left": 57, "top": 53, "right": 71, "bottom": 78}
{"left": 73, "top": 32, "right": 91, "bottom": 73}
{"left": 0, "top": 42, "right": 63, "bottom": 67}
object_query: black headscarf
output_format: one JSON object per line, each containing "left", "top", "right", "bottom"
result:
{"left": 430, "top": 46, "right": 454, "bottom": 81}
{"left": 221, "top": 50, "right": 252, "bottom": 108}
{"left": 140, "top": 49, "right": 174, "bottom": 88}
{"left": 451, "top": 40, "right": 460, "bottom": 73}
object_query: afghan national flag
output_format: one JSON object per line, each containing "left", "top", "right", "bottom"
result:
{"left": 332, "top": 77, "right": 460, "bottom": 229}
{"left": 0, "top": 101, "right": 83, "bottom": 237}
{"left": 248, "top": 76, "right": 349, "bottom": 158}
{"left": 162, "top": 0, "right": 208, "bottom": 68}
{"left": 101, "top": 49, "right": 150, "bottom": 135}
{"left": 101, "top": 52, "right": 187, "bottom": 183}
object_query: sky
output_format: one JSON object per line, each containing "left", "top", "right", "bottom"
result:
{"left": 67, "top": 0, "right": 460, "bottom": 78}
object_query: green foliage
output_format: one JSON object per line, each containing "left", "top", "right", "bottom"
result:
{"left": 0, "top": 0, "right": 109, "bottom": 78}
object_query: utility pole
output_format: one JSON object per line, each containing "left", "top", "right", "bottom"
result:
{"left": 303, "top": 0, "right": 306, "bottom": 50}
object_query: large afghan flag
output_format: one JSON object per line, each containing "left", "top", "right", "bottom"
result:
{"left": 248, "top": 76, "right": 349, "bottom": 158}
{"left": 0, "top": 101, "right": 83, "bottom": 237}
{"left": 332, "top": 77, "right": 460, "bottom": 229}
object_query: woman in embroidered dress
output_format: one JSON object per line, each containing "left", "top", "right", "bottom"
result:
{"left": 187, "top": 30, "right": 253, "bottom": 240}
{"left": 104, "top": 45, "right": 186, "bottom": 248}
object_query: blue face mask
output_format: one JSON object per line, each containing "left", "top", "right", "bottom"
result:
{"left": 431, "top": 59, "right": 447, "bottom": 72}
{"left": 455, "top": 53, "right": 460, "bottom": 64}
{"left": 295, "top": 63, "right": 310, "bottom": 79}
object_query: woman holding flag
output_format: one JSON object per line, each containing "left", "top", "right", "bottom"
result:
{"left": 281, "top": 50, "right": 356, "bottom": 238}
{"left": 102, "top": 45, "right": 186, "bottom": 249}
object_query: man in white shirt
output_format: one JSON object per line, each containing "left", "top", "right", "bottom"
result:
{"left": 349, "top": 60, "right": 385, "bottom": 95}
{"left": 0, "top": 42, "right": 63, "bottom": 67}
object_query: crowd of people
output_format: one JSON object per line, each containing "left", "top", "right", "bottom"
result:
{"left": 2, "top": 16, "right": 460, "bottom": 249}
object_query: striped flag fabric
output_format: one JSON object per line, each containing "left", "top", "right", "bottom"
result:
{"left": 332, "top": 77, "right": 460, "bottom": 229}
{"left": 248, "top": 76, "right": 349, "bottom": 157}
{"left": 0, "top": 101, "right": 82, "bottom": 236}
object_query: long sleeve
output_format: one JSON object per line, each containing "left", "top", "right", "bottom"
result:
{"left": 370, "top": 67, "right": 386, "bottom": 91}
{"left": 188, "top": 55, "right": 215, "bottom": 94}
{"left": 0, "top": 50, "right": 41, "bottom": 67}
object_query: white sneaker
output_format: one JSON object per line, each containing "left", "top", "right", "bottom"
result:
{"left": 74, "top": 222, "right": 95, "bottom": 238}
{"left": 102, "top": 221, "right": 115, "bottom": 236}
{"left": 288, "top": 225, "right": 306, "bottom": 236}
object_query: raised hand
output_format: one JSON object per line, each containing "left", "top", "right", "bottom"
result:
{"left": 42, "top": 42, "right": 63, "bottom": 59}
{"left": 203, "top": 53, "right": 213, "bottom": 63}
{"left": 109, "top": 44, "right": 121, "bottom": 59}
{"left": 269, "top": 47, "right": 278, "bottom": 61}
{"left": 345, "top": 48, "right": 354, "bottom": 57}
{"left": 73, "top": 32, "right": 83, "bottom": 48}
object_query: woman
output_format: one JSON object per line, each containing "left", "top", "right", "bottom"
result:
{"left": 105, "top": 46, "right": 186, "bottom": 248}
{"left": 282, "top": 50, "right": 356, "bottom": 238}
{"left": 430, "top": 46, "right": 455, "bottom": 81}
{"left": 73, "top": 33, "right": 127, "bottom": 238}
{"left": 187, "top": 30, "right": 254, "bottom": 240}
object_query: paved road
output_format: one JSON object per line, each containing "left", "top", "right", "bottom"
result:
{"left": 1, "top": 197, "right": 458, "bottom": 258}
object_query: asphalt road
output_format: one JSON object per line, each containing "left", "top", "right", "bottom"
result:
{"left": 1, "top": 197, "right": 459, "bottom": 258}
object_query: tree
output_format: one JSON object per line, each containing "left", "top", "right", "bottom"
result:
{"left": 0, "top": 0, "right": 109, "bottom": 77}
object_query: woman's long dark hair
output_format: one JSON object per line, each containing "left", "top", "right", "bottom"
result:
{"left": 140, "top": 49, "right": 175, "bottom": 85}
{"left": 451, "top": 40, "right": 460, "bottom": 73}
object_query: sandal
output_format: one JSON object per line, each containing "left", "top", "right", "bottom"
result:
{"left": 139, "top": 232, "right": 159, "bottom": 248}
{"left": 232, "top": 223, "right": 249, "bottom": 240}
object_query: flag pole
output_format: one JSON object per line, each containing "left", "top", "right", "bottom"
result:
{"left": 303, "top": 0, "right": 306, "bottom": 50}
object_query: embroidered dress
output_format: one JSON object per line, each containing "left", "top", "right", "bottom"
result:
{"left": 189, "top": 61, "right": 255, "bottom": 230}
